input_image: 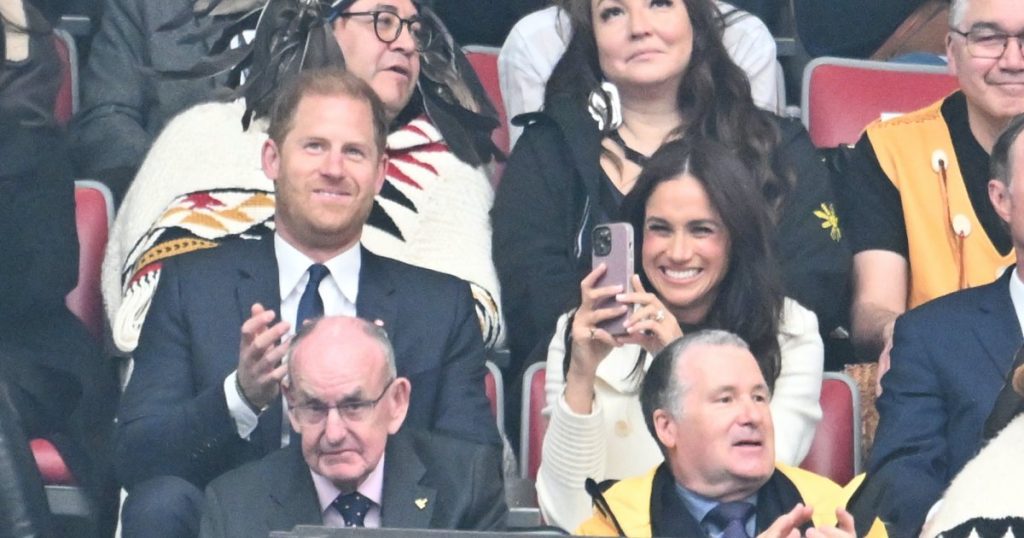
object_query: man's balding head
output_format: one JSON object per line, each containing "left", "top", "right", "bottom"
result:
{"left": 283, "top": 316, "right": 410, "bottom": 493}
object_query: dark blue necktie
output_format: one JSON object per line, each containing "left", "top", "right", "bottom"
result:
{"left": 704, "top": 501, "right": 755, "bottom": 538}
{"left": 296, "top": 264, "right": 330, "bottom": 329}
{"left": 333, "top": 491, "right": 373, "bottom": 527}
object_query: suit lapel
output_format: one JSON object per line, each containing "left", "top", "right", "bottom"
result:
{"left": 972, "top": 272, "right": 1022, "bottom": 379}
{"left": 234, "top": 237, "right": 285, "bottom": 453}
{"left": 356, "top": 248, "right": 398, "bottom": 328}
{"left": 266, "top": 446, "right": 323, "bottom": 530}
{"left": 754, "top": 469, "right": 813, "bottom": 535}
{"left": 235, "top": 237, "right": 281, "bottom": 320}
{"left": 649, "top": 464, "right": 704, "bottom": 537}
{"left": 380, "top": 433, "right": 436, "bottom": 529}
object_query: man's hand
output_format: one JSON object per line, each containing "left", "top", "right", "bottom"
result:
{"left": 806, "top": 508, "right": 856, "bottom": 538}
{"left": 237, "top": 303, "right": 292, "bottom": 412}
{"left": 759, "top": 505, "right": 858, "bottom": 538}
{"left": 758, "top": 503, "right": 814, "bottom": 538}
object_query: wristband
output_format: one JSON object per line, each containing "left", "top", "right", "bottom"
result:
{"left": 236, "top": 374, "right": 269, "bottom": 415}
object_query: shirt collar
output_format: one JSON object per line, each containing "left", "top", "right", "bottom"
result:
{"left": 675, "top": 482, "right": 758, "bottom": 535}
{"left": 311, "top": 454, "right": 386, "bottom": 515}
{"left": 274, "top": 233, "right": 361, "bottom": 307}
{"left": 1008, "top": 267, "right": 1024, "bottom": 331}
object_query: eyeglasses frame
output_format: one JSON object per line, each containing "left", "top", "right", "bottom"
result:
{"left": 290, "top": 377, "right": 396, "bottom": 425}
{"left": 950, "top": 27, "right": 1024, "bottom": 59}
{"left": 333, "top": 10, "right": 432, "bottom": 51}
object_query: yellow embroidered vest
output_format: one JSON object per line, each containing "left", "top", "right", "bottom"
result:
{"left": 865, "top": 97, "right": 1014, "bottom": 308}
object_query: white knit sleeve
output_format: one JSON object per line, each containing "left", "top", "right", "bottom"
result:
{"left": 535, "top": 314, "right": 609, "bottom": 531}
{"left": 770, "top": 298, "right": 825, "bottom": 465}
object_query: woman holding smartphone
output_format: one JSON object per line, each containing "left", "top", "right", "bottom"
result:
{"left": 491, "top": 0, "right": 847, "bottom": 384}
{"left": 537, "top": 139, "right": 824, "bottom": 531}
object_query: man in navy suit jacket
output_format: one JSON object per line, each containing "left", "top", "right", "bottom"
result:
{"left": 869, "top": 114, "right": 1024, "bottom": 536}
{"left": 198, "top": 316, "right": 507, "bottom": 537}
{"left": 116, "top": 68, "right": 499, "bottom": 538}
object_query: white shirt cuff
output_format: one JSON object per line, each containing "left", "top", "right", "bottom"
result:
{"left": 224, "top": 371, "right": 259, "bottom": 439}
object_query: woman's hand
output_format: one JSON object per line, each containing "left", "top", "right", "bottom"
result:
{"left": 564, "top": 264, "right": 629, "bottom": 413}
{"left": 617, "top": 274, "right": 684, "bottom": 356}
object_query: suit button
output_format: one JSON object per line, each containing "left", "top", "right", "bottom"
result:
{"left": 614, "top": 420, "right": 630, "bottom": 437}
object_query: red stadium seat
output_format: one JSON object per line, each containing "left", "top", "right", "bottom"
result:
{"left": 65, "top": 180, "right": 114, "bottom": 344}
{"left": 463, "top": 45, "right": 509, "bottom": 187}
{"left": 799, "top": 372, "right": 862, "bottom": 485}
{"left": 483, "top": 360, "right": 505, "bottom": 438}
{"left": 463, "top": 45, "right": 508, "bottom": 154}
{"left": 801, "top": 57, "right": 959, "bottom": 149}
{"left": 519, "top": 362, "right": 547, "bottom": 480}
{"left": 52, "top": 28, "right": 79, "bottom": 127}
{"left": 31, "top": 180, "right": 115, "bottom": 520}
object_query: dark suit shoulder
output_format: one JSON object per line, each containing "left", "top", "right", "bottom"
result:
{"left": 395, "top": 428, "right": 496, "bottom": 461}
{"left": 364, "top": 249, "right": 471, "bottom": 291}
{"left": 392, "top": 428, "right": 500, "bottom": 483}
{"left": 901, "top": 274, "right": 1008, "bottom": 325}
{"left": 206, "top": 443, "right": 296, "bottom": 495}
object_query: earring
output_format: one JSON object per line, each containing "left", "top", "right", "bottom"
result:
{"left": 587, "top": 81, "right": 623, "bottom": 132}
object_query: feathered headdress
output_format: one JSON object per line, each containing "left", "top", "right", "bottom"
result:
{"left": 157, "top": 0, "right": 502, "bottom": 166}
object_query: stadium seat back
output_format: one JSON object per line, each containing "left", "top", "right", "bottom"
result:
{"left": 519, "top": 362, "right": 547, "bottom": 480}
{"left": 65, "top": 180, "right": 114, "bottom": 345}
{"left": 802, "top": 57, "right": 959, "bottom": 148}
{"left": 52, "top": 28, "right": 78, "bottom": 127}
{"left": 799, "top": 372, "right": 862, "bottom": 485}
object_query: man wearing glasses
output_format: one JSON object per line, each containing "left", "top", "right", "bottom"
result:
{"left": 837, "top": 0, "right": 1024, "bottom": 381}
{"left": 329, "top": 0, "right": 431, "bottom": 120}
{"left": 836, "top": 0, "right": 1024, "bottom": 535}
{"left": 198, "top": 316, "right": 508, "bottom": 537}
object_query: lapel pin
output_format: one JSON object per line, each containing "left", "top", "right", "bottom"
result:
{"left": 414, "top": 498, "right": 428, "bottom": 510}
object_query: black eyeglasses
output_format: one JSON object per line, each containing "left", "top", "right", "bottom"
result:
{"left": 334, "top": 10, "right": 434, "bottom": 51}
{"left": 291, "top": 378, "right": 395, "bottom": 425}
{"left": 950, "top": 28, "right": 1024, "bottom": 59}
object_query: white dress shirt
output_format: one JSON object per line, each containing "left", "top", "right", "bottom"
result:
{"left": 1009, "top": 267, "right": 1024, "bottom": 332}
{"left": 224, "top": 233, "right": 361, "bottom": 442}
{"left": 312, "top": 455, "right": 386, "bottom": 528}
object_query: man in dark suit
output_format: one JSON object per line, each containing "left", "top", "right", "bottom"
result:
{"left": 116, "top": 68, "right": 499, "bottom": 538}
{"left": 199, "top": 316, "right": 507, "bottom": 537}
{"left": 575, "top": 331, "right": 884, "bottom": 537}
{"left": 869, "top": 114, "right": 1024, "bottom": 536}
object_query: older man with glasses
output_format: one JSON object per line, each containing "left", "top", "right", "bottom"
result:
{"left": 837, "top": 0, "right": 1024, "bottom": 384}
{"left": 197, "top": 316, "right": 508, "bottom": 538}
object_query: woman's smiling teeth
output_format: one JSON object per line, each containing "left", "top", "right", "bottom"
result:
{"left": 664, "top": 268, "right": 701, "bottom": 280}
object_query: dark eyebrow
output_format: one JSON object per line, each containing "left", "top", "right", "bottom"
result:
{"left": 298, "top": 388, "right": 366, "bottom": 406}
{"left": 969, "top": 22, "right": 1009, "bottom": 33}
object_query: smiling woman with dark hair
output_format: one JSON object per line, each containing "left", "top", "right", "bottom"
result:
{"left": 492, "top": 0, "right": 849, "bottom": 390}
{"left": 536, "top": 138, "right": 823, "bottom": 530}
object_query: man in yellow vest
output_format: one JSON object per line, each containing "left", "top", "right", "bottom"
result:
{"left": 867, "top": 115, "right": 1024, "bottom": 537}
{"left": 837, "top": 0, "right": 1024, "bottom": 389}
{"left": 575, "top": 330, "right": 886, "bottom": 538}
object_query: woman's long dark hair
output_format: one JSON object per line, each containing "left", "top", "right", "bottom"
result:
{"left": 546, "top": 0, "right": 791, "bottom": 214}
{"left": 622, "top": 138, "right": 784, "bottom": 387}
